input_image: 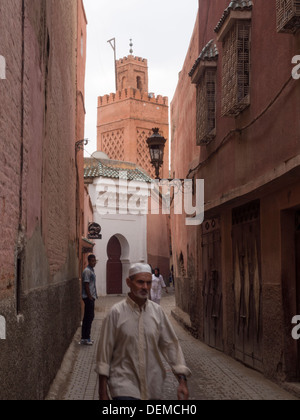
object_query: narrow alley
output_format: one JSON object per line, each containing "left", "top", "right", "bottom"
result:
{"left": 46, "top": 290, "right": 299, "bottom": 401}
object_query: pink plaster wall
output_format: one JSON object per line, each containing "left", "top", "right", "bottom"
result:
{"left": 170, "top": 10, "right": 200, "bottom": 278}
{"left": 170, "top": 0, "right": 300, "bottom": 382}
{"left": 0, "top": 0, "right": 23, "bottom": 299}
{"left": 0, "top": 0, "right": 84, "bottom": 399}
{"left": 194, "top": 0, "right": 300, "bottom": 206}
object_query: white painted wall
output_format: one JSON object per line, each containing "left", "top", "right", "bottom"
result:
{"left": 88, "top": 176, "right": 149, "bottom": 296}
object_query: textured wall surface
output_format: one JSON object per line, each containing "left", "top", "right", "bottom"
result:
{"left": 170, "top": 0, "right": 300, "bottom": 384}
{"left": 0, "top": 0, "right": 83, "bottom": 399}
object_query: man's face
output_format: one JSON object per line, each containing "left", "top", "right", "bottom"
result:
{"left": 127, "top": 272, "right": 152, "bottom": 302}
{"left": 89, "top": 257, "right": 97, "bottom": 268}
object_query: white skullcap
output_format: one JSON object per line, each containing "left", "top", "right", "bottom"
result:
{"left": 129, "top": 263, "right": 152, "bottom": 277}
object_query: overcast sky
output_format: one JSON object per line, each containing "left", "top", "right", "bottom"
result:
{"left": 83, "top": 0, "right": 199, "bottom": 156}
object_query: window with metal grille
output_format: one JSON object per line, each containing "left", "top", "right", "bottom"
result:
{"left": 221, "top": 21, "right": 251, "bottom": 117}
{"left": 196, "top": 69, "right": 217, "bottom": 145}
{"left": 276, "top": 0, "right": 300, "bottom": 33}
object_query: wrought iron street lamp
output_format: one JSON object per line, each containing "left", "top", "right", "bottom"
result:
{"left": 146, "top": 128, "right": 167, "bottom": 179}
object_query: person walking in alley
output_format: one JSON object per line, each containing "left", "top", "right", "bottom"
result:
{"left": 150, "top": 267, "right": 168, "bottom": 304}
{"left": 80, "top": 254, "right": 98, "bottom": 345}
{"left": 96, "top": 262, "right": 191, "bottom": 400}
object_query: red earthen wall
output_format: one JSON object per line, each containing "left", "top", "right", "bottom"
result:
{"left": 170, "top": 10, "right": 200, "bottom": 315}
{"left": 171, "top": 0, "right": 300, "bottom": 383}
{"left": 0, "top": 0, "right": 84, "bottom": 399}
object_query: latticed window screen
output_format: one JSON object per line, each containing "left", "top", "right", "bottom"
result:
{"left": 222, "top": 21, "right": 251, "bottom": 117}
{"left": 276, "top": 0, "right": 300, "bottom": 33}
{"left": 196, "top": 69, "right": 216, "bottom": 145}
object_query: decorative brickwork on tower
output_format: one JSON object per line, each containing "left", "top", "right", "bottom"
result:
{"left": 97, "top": 54, "right": 169, "bottom": 179}
{"left": 116, "top": 55, "right": 149, "bottom": 92}
{"left": 101, "top": 129, "right": 125, "bottom": 161}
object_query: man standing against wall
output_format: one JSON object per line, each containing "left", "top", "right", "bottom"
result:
{"left": 80, "top": 254, "right": 98, "bottom": 345}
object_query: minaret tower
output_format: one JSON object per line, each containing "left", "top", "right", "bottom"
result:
{"left": 97, "top": 40, "right": 169, "bottom": 179}
{"left": 116, "top": 40, "right": 149, "bottom": 93}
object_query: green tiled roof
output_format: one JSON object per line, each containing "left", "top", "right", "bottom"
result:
{"left": 84, "top": 158, "right": 152, "bottom": 183}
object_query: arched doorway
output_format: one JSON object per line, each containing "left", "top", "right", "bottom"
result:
{"left": 106, "top": 235, "right": 122, "bottom": 294}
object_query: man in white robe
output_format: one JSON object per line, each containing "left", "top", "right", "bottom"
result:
{"left": 150, "top": 267, "right": 168, "bottom": 304}
{"left": 96, "top": 263, "right": 191, "bottom": 400}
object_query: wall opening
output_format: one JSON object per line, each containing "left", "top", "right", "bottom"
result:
{"left": 106, "top": 236, "right": 122, "bottom": 294}
{"left": 137, "top": 76, "right": 143, "bottom": 90}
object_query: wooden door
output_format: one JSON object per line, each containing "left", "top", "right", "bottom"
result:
{"left": 232, "top": 200, "right": 263, "bottom": 371}
{"left": 106, "top": 236, "right": 122, "bottom": 295}
{"left": 202, "top": 217, "right": 223, "bottom": 351}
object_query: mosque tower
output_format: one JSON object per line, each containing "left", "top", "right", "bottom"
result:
{"left": 97, "top": 41, "right": 169, "bottom": 179}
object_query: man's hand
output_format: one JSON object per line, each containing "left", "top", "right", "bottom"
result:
{"left": 177, "top": 377, "right": 189, "bottom": 400}
{"left": 84, "top": 282, "right": 94, "bottom": 301}
{"left": 99, "top": 375, "right": 110, "bottom": 400}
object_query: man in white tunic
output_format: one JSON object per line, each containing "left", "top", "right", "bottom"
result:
{"left": 96, "top": 263, "right": 191, "bottom": 400}
{"left": 150, "top": 267, "right": 168, "bottom": 304}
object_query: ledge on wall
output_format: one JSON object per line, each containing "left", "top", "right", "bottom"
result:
{"left": 171, "top": 307, "right": 198, "bottom": 338}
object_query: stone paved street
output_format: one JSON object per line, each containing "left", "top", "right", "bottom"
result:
{"left": 46, "top": 291, "right": 300, "bottom": 401}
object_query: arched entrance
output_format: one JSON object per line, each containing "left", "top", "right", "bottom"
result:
{"left": 106, "top": 235, "right": 122, "bottom": 294}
